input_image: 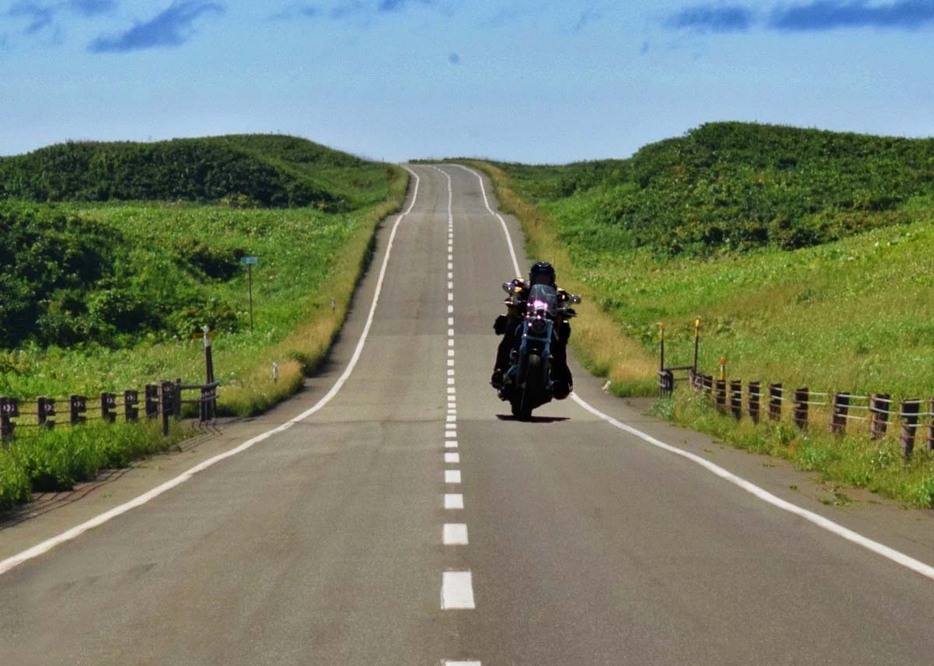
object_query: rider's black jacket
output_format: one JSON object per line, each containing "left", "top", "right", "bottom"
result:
{"left": 492, "top": 278, "right": 574, "bottom": 387}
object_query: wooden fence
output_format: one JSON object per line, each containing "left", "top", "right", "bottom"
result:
{"left": 0, "top": 380, "right": 218, "bottom": 446}
{"left": 689, "top": 374, "right": 934, "bottom": 460}
{"left": 1, "top": 326, "right": 220, "bottom": 447}
{"left": 656, "top": 320, "right": 934, "bottom": 460}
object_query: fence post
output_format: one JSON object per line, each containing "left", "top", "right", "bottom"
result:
{"left": 793, "top": 388, "right": 809, "bottom": 429}
{"left": 203, "top": 325, "right": 217, "bottom": 416}
{"left": 160, "top": 381, "right": 175, "bottom": 436}
{"left": 901, "top": 399, "right": 921, "bottom": 460}
{"left": 928, "top": 399, "right": 934, "bottom": 451}
{"left": 869, "top": 393, "right": 891, "bottom": 440}
{"left": 730, "top": 380, "right": 742, "bottom": 420}
{"left": 144, "top": 384, "right": 159, "bottom": 419}
{"left": 100, "top": 392, "right": 117, "bottom": 424}
{"left": 658, "top": 369, "right": 674, "bottom": 399}
{"left": 748, "top": 382, "right": 761, "bottom": 424}
{"left": 768, "top": 384, "right": 782, "bottom": 421}
{"left": 715, "top": 379, "right": 727, "bottom": 413}
{"left": 831, "top": 393, "right": 849, "bottom": 435}
{"left": 692, "top": 317, "right": 701, "bottom": 375}
{"left": 69, "top": 395, "right": 87, "bottom": 426}
{"left": 200, "top": 384, "right": 217, "bottom": 423}
{"left": 0, "top": 397, "right": 17, "bottom": 444}
{"left": 37, "top": 397, "right": 56, "bottom": 429}
{"left": 173, "top": 379, "right": 182, "bottom": 419}
{"left": 124, "top": 390, "right": 139, "bottom": 422}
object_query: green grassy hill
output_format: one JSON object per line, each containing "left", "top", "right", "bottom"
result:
{"left": 0, "top": 135, "right": 401, "bottom": 351}
{"left": 501, "top": 122, "right": 934, "bottom": 258}
{"left": 0, "top": 134, "right": 392, "bottom": 211}
{"left": 478, "top": 122, "right": 934, "bottom": 505}
{"left": 486, "top": 122, "right": 934, "bottom": 397}
{"left": 0, "top": 135, "right": 408, "bottom": 509}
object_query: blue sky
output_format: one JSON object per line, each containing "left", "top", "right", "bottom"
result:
{"left": 1, "top": 0, "right": 932, "bottom": 163}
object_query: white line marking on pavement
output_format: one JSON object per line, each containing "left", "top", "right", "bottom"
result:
{"left": 441, "top": 571, "right": 475, "bottom": 609}
{"left": 445, "top": 494, "right": 464, "bottom": 509}
{"left": 445, "top": 470, "right": 462, "bottom": 484}
{"left": 453, "top": 161, "right": 934, "bottom": 584}
{"left": 0, "top": 167, "right": 426, "bottom": 577}
{"left": 445, "top": 662, "right": 481, "bottom": 666}
{"left": 443, "top": 523, "right": 469, "bottom": 545}
{"left": 571, "top": 394, "right": 934, "bottom": 581}
{"left": 445, "top": 452, "right": 461, "bottom": 464}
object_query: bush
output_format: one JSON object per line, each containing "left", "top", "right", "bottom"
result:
{"left": 497, "top": 122, "right": 934, "bottom": 259}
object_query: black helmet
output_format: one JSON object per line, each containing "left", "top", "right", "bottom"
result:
{"left": 529, "top": 261, "right": 556, "bottom": 286}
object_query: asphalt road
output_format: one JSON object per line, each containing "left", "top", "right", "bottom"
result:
{"left": 3, "top": 164, "right": 934, "bottom": 665}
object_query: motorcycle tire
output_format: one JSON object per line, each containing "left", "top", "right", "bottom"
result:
{"left": 517, "top": 352, "right": 542, "bottom": 420}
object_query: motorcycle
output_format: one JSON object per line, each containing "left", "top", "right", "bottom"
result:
{"left": 497, "top": 281, "right": 580, "bottom": 419}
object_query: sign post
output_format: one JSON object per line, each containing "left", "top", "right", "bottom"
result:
{"left": 240, "top": 256, "right": 258, "bottom": 332}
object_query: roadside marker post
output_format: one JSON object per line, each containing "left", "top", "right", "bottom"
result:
{"left": 240, "top": 256, "right": 258, "bottom": 332}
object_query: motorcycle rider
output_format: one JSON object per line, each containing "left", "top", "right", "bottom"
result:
{"left": 490, "top": 261, "right": 573, "bottom": 399}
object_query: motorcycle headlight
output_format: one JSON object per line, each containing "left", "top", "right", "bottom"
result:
{"left": 530, "top": 318, "right": 547, "bottom": 336}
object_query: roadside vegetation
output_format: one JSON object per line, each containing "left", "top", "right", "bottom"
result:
{"left": 0, "top": 135, "right": 407, "bottom": 509}
{"left": 470, "top": 121, "right": 934, "bottom": 506}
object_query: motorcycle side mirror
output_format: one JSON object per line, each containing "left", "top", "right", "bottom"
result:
{"left": 569, "top": 294, "right": 582, "bottom": 304}
{"left": 502, "top": 282, "right": 513, "bottom": 294}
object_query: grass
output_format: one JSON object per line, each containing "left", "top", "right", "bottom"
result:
{"left": 658, "top": 390, "right": 934, "bottom": 508}
{"left": 470, "top": 161, "right": 934, "bottom": 507}
{"left": 1, "top": 419, "right": 187, "bottom": 507}
{"left": 0, "top": 165, "right": 408, "bottom": 509}
{"left": 0, "top": 171, "right": 407, "bottom": 404}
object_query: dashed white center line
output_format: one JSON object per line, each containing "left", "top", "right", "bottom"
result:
{"left": 443, "top": 523, "right": 469, "bottom": 545}
{"left": 441, "top": 571, "right": 476, "bottom": 609}
{"left": 437, "top": 167, "right": 480, "bottom": 664}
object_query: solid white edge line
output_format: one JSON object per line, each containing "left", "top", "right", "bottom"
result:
{"left": 446, "top": 164, "right": 521, "bottom": 275}
{"left": 451, "top": 162, "right": 934, "bottom": 583}
{"left": 0, "top": 167, "right": 425, "bottom": 577}
{"left": 570, "top": 393, "right": 934, "bottom": 581}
